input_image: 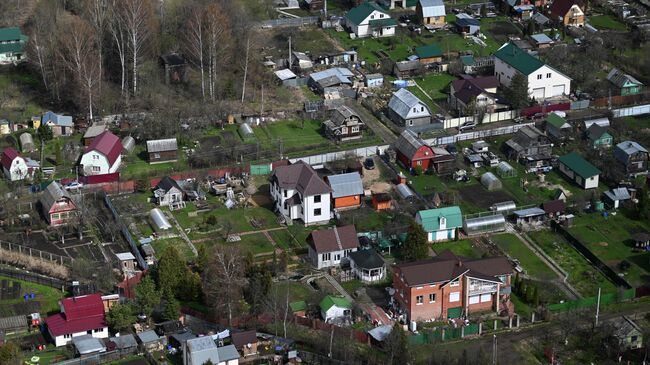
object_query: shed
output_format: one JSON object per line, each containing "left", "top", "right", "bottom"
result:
{"left": 275, "top": 68, "right": 297, "bottom": 82}
{"left": 150, "top": 208, "right": 172, "bottom": 230}
{"left": 613, "top": 316, "right": 644, "bottom": 350}
{"left": 368, "top": 325, "right": 393, "bottom": 343}
{"left": 463, "top": 214, "right": 506, "bottom": 235}
{"left": 396, "top": 183, "right": 416, "bottom": 200}
{"left": 480, "top": 172, "right": 502, "bottom": 191}
{"left": 72, "top": 335, "right": 106, "bottom": 356}
{"left": 290, "top": 301, "right": 307, "bottom": 317}
{"left": 496, "top": 161, "right": 517, "bottom": 177}
{"left": 146, "top": 138, "right": 178, "bottom": 164}
{"left": 326, "top": 172, "right": 364, "bottom": 209}
{"left": 122, "top": 136, "right": 135, "bottom": 154}
{"left": 513, "top": 207, "right": 546, "bottom": 224}
{"left": 19, "top": 133, "right": 35, "bottom": 152}
{"left": 137, "top": 330, "right": 165, "bottom": 351}
{"left": 558, "top": 152, "right": 600, "bottom": 189}
{"left": 603, "top": 187, "right": 631, "bottom": 209}
{"left": 542, "top": 199, "right": 565, "bottom": 217}
{"left": 531, "top": 33, "right": 553, "bottom": 47}
{"left": 632, "top": 233, "right": 650, "bottom": 248}
{"left": 371, "top": 192, "right": 392, "bottom": 211}
{"left": 107, "top": 334, "right": 137, "bottom": 352}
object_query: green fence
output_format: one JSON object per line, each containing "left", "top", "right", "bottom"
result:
{"left": 548, "top": 288, "right": 635, "bottom": 312}
{"left": 464, "top": 323, "right": 480, "bottom": 336}
{"left": 250, "top": 164, "right": 271, "bottom": 175}
{"left": 444, "top": 327, "right": 462, "bottom": 341}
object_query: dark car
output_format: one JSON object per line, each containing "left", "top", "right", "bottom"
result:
{"left": 364, "top": 157, "right": 375, "bottom": 170}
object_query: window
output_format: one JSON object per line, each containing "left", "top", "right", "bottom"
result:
{"left": 421, "top": 106, "right": 425, "bottom": 112}
{"left": 322, "top": 252, "right": 331, "bottom": 261}
{"left": 92, "top": 166, "right": 101, "bottom": 172}
{"left": 537, "top": 74, "right": 542, "bottom": 80}
{"left": 351, "top": 126, "right": 359, "bottom": 133}
{"left": 408, "top": 120, "right": 413, "bottom": 126}
{"left": 450, "top": 278, "right": 459, "bottom": 287}
{"left": 380, "top": 14, "right": 384, "bottom": 18}
{"left": 449, "top": 292, "right": 460, "bottom": 302}
{"left": 64, "top": 334, "right": 72, "bottom": 339}
{"left": 498, "top": 275, "right": 507, "bottom": 284}
{"left": 416, "top": 295, "right": 423, "bottom": 304}
{"left": 94, "top": 328, "right": 102, "bottom": 333}
{"left": 480, "top": 294, "right": 491, "bottom": 302}
{"left": 413, "top": 107, "right": 417, "bottom": 112}
{"left": 314, "top": 208, "right": 321, "bottom": 216}
{"left": 631, "top": 335, "right": 638, "bottom": 342}
{"left": 51, "top": 213, "right": 60, "bottom": 220}
{"left": 469, "top": 295, "right": 480, "bottom": 304}
{"left": 87, "top": 330, "right": 92, "bottom": 335}
{"left": 371, "top": 15, "right": 375, "bottom": 19}
{"left": 153, "top": 153, "right": 160, "bottom": 159}
{"left": 93, "top": 154, "right": 99, "bottom": 160}
{"left": 334, "top": 253, "right": 341, "bottom": 261}
{"left": 416, "top": 160, "right": 422, "bottom": 166}
{"left": 314, "top": 195, "right": 321, "bottom": 203}
{"left": 429, "top": 293, "right": 436, "bottom": 303}
{"left": 546, "top": 73, "right": 552, "bottom": 78}
{"left": 342, "top": 127, "right": 348, "bottom": 134}
{"left": 283, "top": 190, "right": 287, "bottom": 198}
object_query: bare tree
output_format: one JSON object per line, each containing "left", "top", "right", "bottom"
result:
{"left": 202, "top": 245, "right": 246, "bottom": 325}
{"left": 184, "top": 6, "right": 206, "bottom": 100}
{"left": 108, "top": 0, "right": 128, "bottom": 96}
{"left": 204, "top": 3, "right": 232, "bottom": 102}
{"left": 119, "top": 0, "right": 154, "bottom": 95}
{"left": 84, "top": 0, "right": 110, "bottom": 95}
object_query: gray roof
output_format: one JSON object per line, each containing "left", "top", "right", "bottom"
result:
{"left": 614, "top": 316, "right": 642, "bottom": 339}
{"left": 607, "top": 68, "right": 643, "bottom": 88}
{"left": 513, "top": 207, "right": 546, "bottom": 217}
{"left": 40, "top": 182, "right": 74, "bottom": 212}
{"left": 170, "top": 331, "right": 196, "bottom": 344}
{"left": 583, "top": 118, "right": 610, "bottom": 129}
{"left": 389, "top": 88, "right": 429, "bottom": 120}
{"left": 327, "top": 172, "right": 363, "bottom": 198}
{"left": 72, "top": 335, "right": 106, "bottom": 355}
{"left": 604, "top": 187, "right": 631, "bottom": 201}
{"left": 115, "top": 252, "right": 135, "bottom": 261}
{"left": 614, "top": 141, "right": 649, "bottom": 163}
{"left": 147, "top": 138, "right": 178, "bottom": 153}
{"left": 275, "top": 68, "right": 297, "bottom": 81}
{"left": 330, "top": 105, "right": 362, "bottom": 127}
{"left": 532, "top": 12, "right": 550, "bottom": 25}
{"left": 137, "top": 330, "right": 160, "bottom": 344}
{"left": 83, "top": 124, "right": 108, "bottom": 139}
{"left": 394, "top": 129, "right": 430, "bottom": 160}
{"left": 348, "top": 249, "right": 384, "bottom": 269}
{"left": 141, "top": 243, "right": 155, "bottom": 256}
{"left": 505, "top": 125, "right": 548, "bottom": 152}
{"left": 217, "top": 344, "right": 240, "bottom": 361}
{"left": 0, "top": 315, "right": 28, "bottom": 331}
{"left": 368, "top": 324, "right": 393, "bottom": 341}
{"left": 109, "top": 334, "right": 137, "bottom": 349}
{"left": 272, "top": 160, "right": 332, "bottom": 196}
{"left": 185, "top": 336, "right": 220, "bottom": 365}
{"left": 419, "top": 0, "right": 445, "bottom": 17}
{"left": 310, "top": 68, "right": 354, "bottom": 84}
{"left": 531, "top": 33, "right": 552, "bottom": 44}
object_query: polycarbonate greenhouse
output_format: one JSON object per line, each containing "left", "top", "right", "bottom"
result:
{"left": 122, "top": 136, "right": 136, "bottom": 154}
{"left": 150, "top": 208, "right": 172, "bottom": 230}
{"left": 462, "top": 214, "right": 506, "bottom": 235}
{"left": 496, "top": 161, "right": 516, "bottom": 178}
{"left": 480, "top": 172, "right": 502, "bottom": 191}
{"left": 491, "top": 201, "right": 516, "bottom": 213}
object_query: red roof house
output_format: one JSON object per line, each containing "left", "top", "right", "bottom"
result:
{"left": 393, "top": 130, "right": 454, "bottom": 172}
{"left": 2, "top": 147, "right": 31, "bottom": 181}
{"left": 46, "top": 294, "right": 108, "bottom": 347}
{"left": 79, "top": 131, "right": 123, "bottom": 175}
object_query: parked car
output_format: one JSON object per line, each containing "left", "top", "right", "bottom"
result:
{"left": 64, "top": 181, "right": 84, "bottom": 190}
{"left": 364, "top": 157, "right": 375, "bottom": 170}
{"left": 459, "top": 121, "right": 477, "bottom": 131}
{"left": 513, "top": 116, "right": 525, "bottom": 123}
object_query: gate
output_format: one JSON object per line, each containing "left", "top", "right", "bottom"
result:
{"left": 447, "top": 307, "right": 462, "bottom": 318}
{"left": 250, "top": 164, "right": 271, "bottom": 175}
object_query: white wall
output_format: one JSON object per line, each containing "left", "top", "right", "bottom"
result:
{"left": 303, "top": 193, "right": 331, "bottom": 225}
{"left": 495, "top": 59, "right": 570, "bottom": 100}
{"left": 405, "top": 102, "right": 432, "bottom": 119}
{"left": 53, "top": 326, "right": 108, "bottom": 347}
{"left": 3, "top": 156, "right": 28, "bottom": 181}
{"left": 427, "top": 229, "right": 455, "bottom": 242}
{"left": 80, "top": 152, "right": 111, "bottom": 175}
{"left": 310, "top": 247, "right": 358, "bottom": 269}
{"left": 353, "top": 10, "right": 393, "bottom": 37}
{"left": 323, "top": 305, "right": 349, "bottom": 322}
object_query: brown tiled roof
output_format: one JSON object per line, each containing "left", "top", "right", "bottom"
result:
{"left": 272, "top": 160, "right": 331, "bottom": 196}
{"left": 308, "top": 225, "right": 359, "bottom": 253}
{"left": 542, "top": 199, "right": 566, "bottom": 214}
{"left": 231, "top": 330, "right": 258, "bottom": 347}
{"left": 396, "top": 250, "right": 512, "bottom": 286}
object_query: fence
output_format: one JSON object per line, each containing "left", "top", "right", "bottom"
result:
{"left": 520, "top": 102, "right": 571, "bottom": 117}
{"left": 612, "top": 103, "right": 650, "bottom": 118}
{"left": 103, "top": 193, "right": 148, "bottom": 270}
{"left": 0, "top": 267, "right": 66, "bottom": 289}
{"left": 250, "top": 163, "right": 272, "bottom": 175}
{"left": 51, "top": 348, "right": 137, "bottom": 365}
{"left": 283, "top": 77, "right": 308, "bottom": 88}
{"left": 292, "top": 315, "right": 370, "bottom": 345}
{"left": 289, "top": 145, "right": 388, "bottom": 166}
{"left": 256, "top": 16, "right": 319, "bottom": 28}
{"left": 443, "top": 110, "right": 518, "bottom": 129}
{"left": 0, "top": 240, "right": 72, "bottom": 266}
{"left": 548, "top": 288, "right": 636, "bottom": 312}
{"left": 424, "top": 122, "right": 535, "bottom": 146}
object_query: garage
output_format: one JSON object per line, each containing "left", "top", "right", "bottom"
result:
{"left": 551, "top": 84, "right": 565, "bottom": 96}
{"left": 531, "top": 87, "right": 545, "bottom": 99}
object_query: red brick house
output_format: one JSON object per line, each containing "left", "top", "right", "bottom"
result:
{"left": 40, "top": 182, "right": 78, "bottom": 226}
{"left": 393, "top": 250, "right": 513, "bottom": 321}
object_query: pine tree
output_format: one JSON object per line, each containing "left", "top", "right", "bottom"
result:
{"left": 401, "top": 221, "right": 429, "bottom": 261}
{"left": 135, "top": 275, "right": 160, "bottom": 318}
{"left": 504, "top": 73, "right": 529, "bottom": 109}
{"left": 532, "top": 285, "right": 540, "bottom": 306}
{"left": 162, "top": 291, "right": 181, "bottom": 321}
{"left": 106, "top": 303, "right": 135, "bottom": 333}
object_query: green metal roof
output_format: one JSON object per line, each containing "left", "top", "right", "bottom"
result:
{"left": 494, "top": 42, "right": 544, "bottom": 76}
{"left": 0, "top": 27, "right": 24, "bottom": 42}
{"left": 460, "top": 55, "right": 475, "bottom": 66}
{"left": 0, "top": 42, "right": 24, "bottom": 54}
{"left": 558, "top": 152, "right": 601, "bottom": 179}
{"left": 368, "top": 18, "right": 398, "bottom": 27}
{"left": 289, "top": 301, "right": 307, "bottom": 312}
{"left": 319, "top": 295, "right": 352, "bottom": 312}
{"left": 416, "top": 206, "right": 463, "bottom": 232}
{"left": 415, "top": 44, "right": 443, "bottom": 59}
{"left": 546, "top": 113, "right": 569, "bottom": 129}
{"left": 346, "top": 2, "right": 389, "bottom": 26}
{"left": 406, "top": 0, "right": 418, "bottom": 6}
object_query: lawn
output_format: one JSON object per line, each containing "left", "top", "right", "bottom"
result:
{"left": 568, "top": 212, "right": 650, "bottom": 287}
{"left": 326, "top": 29, "right": 421, "bottom": 64}
{"left": 0, "top": 276, "right": 65, "bottom": 317}
{"left": 235, "top": 233, "right": 276, "bottom": 255}
{"left": 491, "top": 233, "right": 557, "bottom": 280}
{"left": 273, "top": 281, "right": 312, "bottom": 302}
{"left": 432, "top": 239, "right": 483, "bottom": 258}
{"left": 528, "top": 230, "right": 617, "bottom": 296}
{"left": 270, "top": 229, "right": 296, "bottom": 250}
{"left": 28, "top": 345, "right": 72, "bottom": 365}
{"left": 589, "top": 15, "right": 627, "bottom": 31}
{"left": 150, "top": 238, "right": 195, "bottom": 261}
{"left": 254, "top": 120, "right": 329, "bottom": 150}
{"left": 409, "top": 73, "right": 456, "bottom": 101}
{"left": 120, "top": 144, "right": 189, "bottom": 179}
{"left": 173, "top": 204, "right": 280, "bottom": 235}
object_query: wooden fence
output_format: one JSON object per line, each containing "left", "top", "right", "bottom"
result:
{"left": 0, "top": 267, "right": 66, "bottom": 289}
{"left": 0, "top": 240, "right": 72, "bottom": 266}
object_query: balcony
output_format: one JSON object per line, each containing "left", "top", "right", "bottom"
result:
{"left": 468, "top": 280, "right": 498, "bottom": 296}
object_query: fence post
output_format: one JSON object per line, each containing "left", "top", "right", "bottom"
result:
{"left": 441, "top": 328, "right": 445, "bottom": 341}
{"left": 531, "top": 313, "right": 535, "bottom": 323}
{"left": 516, "top": 315, "right": 520, "bottom": 328}
{"left": 494, "top": 320, "right": 497, "bottom": 330}
{"left": 479, "top": 322, "right": 482, "bottom": 335}
{"left": 509, "top": 317, "right": 513, "bottom": 328}
{"left": 461, "top": 326, "right": 465, "bottom": 338}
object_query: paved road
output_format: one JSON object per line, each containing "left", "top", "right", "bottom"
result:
{"left": 348, "top": 103, "right": 397, "bottom": 143}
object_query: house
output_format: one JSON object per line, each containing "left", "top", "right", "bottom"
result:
{"left": 323, "top": 106, "right": 365, "bottom": 142}
{"left": 417, "top": 0, "right": 446, "bottom": 28}
{"left": 542, "top": 199, "right": 565, "bottom": 217}
{"left": 532, "top": 13, "right": 551, "bottom": 29}
{"left": 365, "top": 73, "right": 384, "bottom": 88}
{"left": 393, "top": 60, "right": 424, "bottom": 78}
{"left": 45, "top": 294, "right": 108, "bottom": 347}
{"left": 1, "top": 148, "right": 28, "bottom": 181}
{"left": 348, "top": 249, "right": 386, "bottom": 283}
{"left": 415, "top": 44, "right": 443, "bottom": 64}
{"left": 389, "top": 0, "right": 418, "bottom": 9}
{"left": 154, "top": 176, "right": 186, "bottom": 210}
{"left": 614, "top": 141, "right": 649, "bottom": 176}
{"left": 345, "top": 2, "right": 397, "bottom": 38}
{"left": 585, "top": 125, "right": 613, "bottom": 149}
{"left": 494, "top": 42, "right": 571, "bottom": 100}
{"left": 545, "top": 113, "right": 572, "bottom": 140}
{"left": 79, "top": 131, "right": 122, "bottom": 175}
{"left": 558, "top": 152, "right": 600, "bottom": 189}
{"left": 603, "top": 187, "right": 631, "bottom": 209}
{"left": 550, "top": 0, "right": 585, "bottom": 27}
{"left": 274, "top": 69, "right": 297, "bottom": 85}
{"left": 183, "top": 337, "right": 239, "bottom": 365}
{"left": 316, "top": 50, "right": 358, "bottom": 67}
{"left": 388, "top": 89, "right": 431, "bottom": 128}
{"left": 115, "top": 252, "right": 136, "bottom": 274}
{"left": 325, "top": 172, "right": 364, "bottom": 209}
{"left": 449, "top": 76, "right": 504, "bottom": 114}
{"left": 83, "top": 124, "right": 108, "bottom": 146}
{"left": 307, "top": 225, "right": 359, "bottom": 269}
{"left": 531, "top": 33, "right": 553, "bottom": 48}
{"left": 416, "top": 206, "right": 463, "bottom": 242}
{"left": 613, "top": 316, "right": 644, "bottom": 350}
{"left": 607, "top": 68, "right": 644, "bottom": 96}
{"left": 371, "top": 193, "right": 392, "bottom": 211}
{"left": 308, "top": 68, "right": 355, "bottom": 94}
{"left": 393, "top": 250, "right": 513, "bottom": 321}
{"left": 504, "top": 125, "right": 553, "bottom": 166}
{"left": 72, "top": 335, "right": 106, "bottom": 357}
{"left": 147, "top": 138, "right": 178, "bottom": 164}
{"left": 320, "top": 295, "right": 352, "bottom": 323}
{"left": 513, "top": 5, "right": 535, "bottom": 20}
{"left": 40, "top": 182, "right": 78, "bottom": 226}
{"left": 269, "top": 161, "right": 332, "bottom": 225}
{"left": 41, "top": 111, "right": 74, "bottom": 136}
{"left": 0, "top": 27, "right": 27, "bottom": 64}
{"left": 393, "top": 130, "right": 433, "bottom": 169}
{"left": 160, "top": 53, "right": 188, "bottom": 84}
{"left": 231, "top": 330, "right": 258, "bottom": 357}
{"left": 291, "top": 51, "right": 313, "bottom": 71}
{"left": 632, "top": 233, "right": 650, "bottom": 249}
{"left": 514, "top": 207, "right": 546, "bottom": 224}
{"left": 455, "top": 14, "right": 480, "bottom": 35}
{"left": 290, "top": 301, "right": 307, "bottom": 317}
{"left": 137, "top": 330, "right": 165, "bottom": 352}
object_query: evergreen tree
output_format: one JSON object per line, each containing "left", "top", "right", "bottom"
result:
{"left": 135, "top": 275, "right": 161, "bottom": 318}
{"left": 504, "top": 73, "right": 529, "bottom": 109}
{"left": 157, "top": 246, "right": 186, "bottom": 296}
{"left": 196, "top": 244, "right": 209, "bottom": 273}
{"left": 106, "top": 303, "right": 135, "bottom": 333}
{"left": 532, "top": 285, "right": 540, "bottom": 306}
{"left": 38, "top": 124, "right": 53, "bottom": 141}
{"left": 480, "top": 4, "right": 487, "bottom": 17}
{"left": 401, "top": 221, "right": 429, "bottom": 261}
{"left": 636, "top": 187, "right": 649, "bottom": 219}
{"left": 162, "top": 291, "right": 181, "bottom": 321}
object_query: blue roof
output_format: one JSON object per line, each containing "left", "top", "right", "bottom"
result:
{"left": 42, "top": 111, "right": 73, "bottom": 127}
{"left": 531, "top": 33, "right": 553, "bottom": 44}
{"left": 327, "top": 172, "right": 364, "bottom": 198}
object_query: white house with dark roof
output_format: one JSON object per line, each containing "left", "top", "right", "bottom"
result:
{"left": 269, "top": 161, "right": 332, "bottom": 225}
{"left": 154, "top": 176, "right": 185, "bottom": 210}
{"left": 388, "top": 88, "right": 431, "bottom": 127}
{"left": 307, "top": 225, "right": 359, "bottom": 269}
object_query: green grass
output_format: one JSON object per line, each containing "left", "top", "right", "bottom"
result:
{"left": 28, "top": 345, "right": 72, "bottom": 365}
{"left": 174, "top": 204, "right": 280, "bottom": 234}
{"left": 528, "top": 230, "right": 617, "bottom": 296}
{"left": 0, "top": 276, "right": 65, "bottom": 317}
{"left": 432, "top": 239, "right": 482, "bottom": 258}
{"left": 150, "top": 238, "right": 195, "bottom": 261}
{"left": 254, "top": 120, "right": 330, "bottom": 150}
{"left": 589, "top": 15, "right": 627, "bottom": 31}
{"left": 491, "top": 234, "right": 557, "bottom": 280}
{"left": 120, "top": 144, "right": 189, "bottom": 179}
{"left": 341, "top": 279, "right": 365, "bottom": 295}
{"left": 409, "top": 73, "right": 456, "bottom": 101}
{"left": 236, "top": 233, "right": 276, "bottom": 255}
{"left": 273, "top": 281, "right": 312, "bottom": 302}
{"left": 510, "top": 292, "right": 533, "bottom": 318}
{"left": 326, "top": 29, "right": 421, "bottom": 64}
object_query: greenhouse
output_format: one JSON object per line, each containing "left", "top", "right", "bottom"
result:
{"left": 463, "top": 214, "right": 506, "bottom": 236}
{"left": 396, "top": 183, "right": 416, "bottom": 201}
{"left": 496, "top": 161, "right": 517, "bottom": 178}
{"left": 19, "top": 133, "right": 35, "bottom": 152}
{"left": 480, "top": 172, "right": 502, "bottom": 191}
{"left": 150, "top": 208, "right": 172, "bottom": 230}
{"left": 490, "top": 201, "right": 517, "bottom": 213}
{"left": 239, "top": 122, "right": 254, "bottom": 140}
{"left": 122, "top": 136, "right": 136, "bottom": 154}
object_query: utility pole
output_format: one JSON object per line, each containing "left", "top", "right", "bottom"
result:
{"left": 595, "top": 287, "right": 601, "bottom": 326}
{"left": 492, "top": 334, "right": 497, "bottom": 365}
{"left": 279, "top": 138, "right": 284, "bottom": 160}
{"left": 328, "top": 325, "right": 334, "bottom": 358}
{"left": 288, "top": 36, "right": 292, "bottom": 69}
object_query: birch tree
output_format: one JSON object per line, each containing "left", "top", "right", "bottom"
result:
{"left": 184, "top": 7, "right": 206, "bottom": 100}
{"left": 108, "top": 0, "right": 128, "bottom": 96}
{"left": 119, "top": 0, "right": 153, "bottom": 96}
{"left": 204, "top": 3, "right": 232, "bottom": 102}
{"left": 84, "top": 0, "right": 110, "bottom": 93}
{"left": 202, "top": 245, "right": 246, "bottom": 326}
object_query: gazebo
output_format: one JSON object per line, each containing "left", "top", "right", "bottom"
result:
{"left": 632, "top": 233, "right": 650, "bottom": 248}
